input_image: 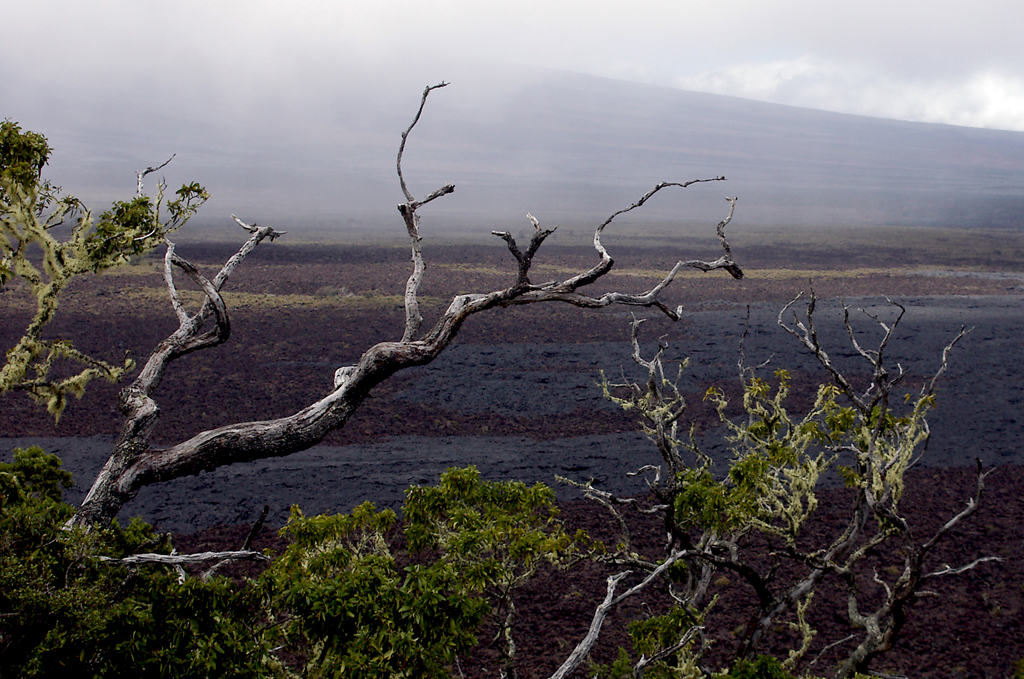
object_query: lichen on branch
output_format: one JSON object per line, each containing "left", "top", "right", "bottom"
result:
{"left": 1, "top": 120, "right": 208, "bottom": 419}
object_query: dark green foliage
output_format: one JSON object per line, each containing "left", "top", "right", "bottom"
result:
{"left": 628, "top": 606, "right": 702, "bottom": 658}
{"left": 402, "top": 466, "right": 583, "bottom": 674}
{"left": 673, "top": 467, "right": 759, "bottom": 533}
{"left": 263, "top": 497, "right": 503, "bottom": 677}
{"left": 267, "top": 553, "right": 485, "bottom": 677}
{"left": 589, "top": 605, "right": 709, "bottom": 679}
{"left": 404, "top": 465, "right": 578, "bottom": 590}
{"left": 260, "top": 469, "right": 581, "bottom": 677}
{"left": 590, "top": 647, "right": 635, "bottom": 679}
{"left": 592, "top": 641, "right": 797, "bottom": 679}
{"left": 106, "top": 577, "right": 272, "bottom": 678}
{"left": 3, "top": 454, "right": 572, "bottom": 678}
{"left": 86, "top": 181, "right": 209, "bottom": 267}
{"left": 0, "top": 120, "right": 51, "bottom": 193}
{"left": 0, "top": 444, "right": 72, "bottom": 514}
{"left": 726, "top": 655, "right": 796, "bottom": 679}
{"left": 0, "top": 447, "right": 272, "bottom": 678}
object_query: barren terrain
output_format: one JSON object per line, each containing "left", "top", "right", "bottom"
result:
{"left": 2, "top": 226, "right": 1023, "bottom": 677}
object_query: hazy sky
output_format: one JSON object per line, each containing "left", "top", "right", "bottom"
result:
{"left": 3, "top": 1, "right": 1022, "bottom": 226}
{"left": 7, "top": 0, "right": 1022, "bottom": 130}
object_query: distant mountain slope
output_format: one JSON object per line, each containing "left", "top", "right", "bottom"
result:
{"left": 15, "top": 63, "right": 1024, "bottom": 230}
{"left": 409, "top": 69, "right": 1024, "bottom": 229}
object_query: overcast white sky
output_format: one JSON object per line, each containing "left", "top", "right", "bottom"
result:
{"left": 6, "top": 0, "right": 1022, "bottom": 130}
{"left": 3, "top": 0, "right": 1023, "bottom": 227}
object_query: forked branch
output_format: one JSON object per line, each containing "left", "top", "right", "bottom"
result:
{"left": 71, "top": 219, "right": 286, "bottom": 528}
{"left": 396, "top": 82, "right": 455, "bottom": 342}
{"left": 72, "top": 84, "right": 744, "bottom": 528}
{"left": 136, "top": 155, "right": 175, "bottom": 196}
{"left": 549, "top": 550, "right": 690, "bottom": 679}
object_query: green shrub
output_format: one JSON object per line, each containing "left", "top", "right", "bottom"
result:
{"left": 726, "top": 655, "right": 795, "bottom": 679}
{"left": 2, "top": 454, "right": 576, "bottom": 677}
{"left": 0, "top": 447, "right": 272, "bottom": 678}
{"left": 262, "top": 501, "right": 488, "bottom": 678}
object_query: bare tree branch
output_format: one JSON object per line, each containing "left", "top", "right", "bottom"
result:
{"left": 395, "top": 83, "right": 455, "bottom": 342}
{"left": 779, "top": 289, "right": 865, "bottom": 412}
{"left": 549, "top": 550, "right": 691, "bottom": 679}
{"left": 490, "top": 213, "right": 557, "bottom": 290}
{"left": 137, "top": 154, "right": 175, "bottom": 196}
{"left": 633, "top": 625, "right": 705, "bottom": 678}
{"left": 99, "top": 550, "right": 270, "bottom": 566}
{"left": 71, "top": 219, "right": 286, "bottom": 527}
{"left": 202, "top": 504, "right": 272, "bottom": 582}
{"left": 397, "top": 82, "right": 449, "bottom": 204}
{"left": 163, "top": 241, "right": 190, "bottom": 324}
{"left": 924, "top": 325, "right": 969, "bottom": 396}
{"left": 241, "top": 503, "right": 270, "bottom": 552}
{"left": 548, "top": 571, "right": 631, "bottom": 679}
{"left": 493, "top": 194, "right": 737, "bottom": 323}
{"left": 71, "top": 85, "right": 743, "bottom": 529}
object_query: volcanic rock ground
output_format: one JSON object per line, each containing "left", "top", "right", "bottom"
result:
{"left": 3, "top": 238, "right": 1024, "bottom": 677}
{"left": 8, "top": 295, "right": 1020, "bottom": 533}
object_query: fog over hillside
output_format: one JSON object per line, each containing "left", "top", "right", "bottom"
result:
{"left": 19, "top": 63, "right": 1024, "bottom": 234}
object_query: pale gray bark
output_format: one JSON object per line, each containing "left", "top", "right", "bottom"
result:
{"left": 569, "top": 295, "right": 996, "bottom": 677}
{"left": 71, "top": 220, "right": 285, "bottom": 528}
{"left": 99, "top": 550, "right": 269, "bottom": 566}
{"left": 834, "top": 459, "right": 1000, "bottom": 678}
{"left": 70, "top": 85, "right": 742, "bottom": 528}
{"left": 136, "top": 155, "right": 174, "bottom": 197}
{"left": 549, "top": 550, "right": 689, "bottom": 679}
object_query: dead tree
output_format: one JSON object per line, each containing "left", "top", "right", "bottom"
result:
{"left": 560, "top": 295, "right": 998, "bottom": 678}
{"left": 69, "top": 83, "right": 743, "bottom": 528}
{"left": 778, "top": 294, "right": 999, "bottom": 676}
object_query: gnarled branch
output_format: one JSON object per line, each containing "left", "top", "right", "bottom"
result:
{"left": 70, "top": 85, "right": 742, "bottom": 528}
{"left": 99, "top": 550, "right": 269, "bottom": 566}
{"left": 71, "top": 220, "right": 285, "bottom": 528}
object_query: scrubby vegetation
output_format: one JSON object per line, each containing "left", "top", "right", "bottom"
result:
{"left": 1, "top": 121, "right": 208, "bottom": 419}
{"left": 1, "top": 447, "right": 268, "bottom": 677}
{"left": 1, "top": 90, "right": 1011, "bottom": 677}
{"left": 2, "top": 317, "right": 999, "bottom": 677}
{"left": 0, "top": 449, "right": 578, "bottom": 677}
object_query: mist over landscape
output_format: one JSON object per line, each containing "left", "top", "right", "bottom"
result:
{"left": 5, "top": 0, "right": 1023, "bottom": 237}
{"left": 18, "top": 68, "right": 1024, "bottom": 235}
{"left": 7, "top": 62, "right": 1024, "bottom": 235}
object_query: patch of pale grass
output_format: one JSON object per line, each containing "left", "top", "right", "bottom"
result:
{"left": 69, "top": 287, "right": 434, "bottom": 310}
{"left": 433, "top": 263, "right": 510, "bottom": 276}
{"left": 426, "top": 262, "right": 994, "bottom": 282}
{"left": 93, "top": 262, "right": 164, "bottom": 276}
{"left": 535, "top": 265, "right": 908, "bottom": 280}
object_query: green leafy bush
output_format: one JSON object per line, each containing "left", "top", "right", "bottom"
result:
{"left": 404, "top": 465, "right": 580, "bottom": 590}
{"left": 2, "top": 452, "right": 584, "bottom": 677}
{"left": 0, "top": 447, "right": 273, "bottom": 677}
{"left": 725, "top": 655, "right": 796, "bottom": 679}
{"left": 261, "top": 501, "right": 488, "bottom": 678}
{"left": 403, "top": 465, "right": 584, "bottom": 673}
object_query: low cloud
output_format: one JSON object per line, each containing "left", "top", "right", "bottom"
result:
{"left": 677, "top": 57, "right": 1024, "bottom": 132}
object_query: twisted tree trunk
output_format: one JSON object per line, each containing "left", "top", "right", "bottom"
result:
{"left": 70, "top": 84, "right": 743, "bottom": 528}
